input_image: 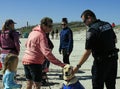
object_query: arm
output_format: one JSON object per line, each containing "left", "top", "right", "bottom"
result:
{"left": 72, "top": 49, "right": 91, "bottom": 74}
{"left": 113, "top": 31, "right": 117, "bottom": 43}
{"left": 7, "top": 72, "right": 22, "bottom": 88}
{"left": 13, "top": 32, "right": 20, "bottom": 55}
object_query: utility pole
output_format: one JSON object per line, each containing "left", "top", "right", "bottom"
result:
{"left": 27, "top": 21, "right": 28, "bottom": 27}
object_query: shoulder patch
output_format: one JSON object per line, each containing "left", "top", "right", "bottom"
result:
{"left": 99, "top": 24, "right": 111, "bottom": 32}
{"left": 86, "top": 32, "right": 92, "bottom": 40}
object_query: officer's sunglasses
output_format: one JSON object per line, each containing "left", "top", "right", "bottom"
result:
{"left": 47, "top": 24, "right": 53, "bottom": 28}
{"left": 83, "top": 17, "right": 88, "bottom": 23}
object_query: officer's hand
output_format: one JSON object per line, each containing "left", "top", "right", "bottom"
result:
{"left": 72, "top": 65, "right": 81, "bottom": 75}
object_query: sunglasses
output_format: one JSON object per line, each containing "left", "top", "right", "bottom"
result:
{"left": 47, "top": 24, "right": 53, "bottom": 28}
{"left": 61, "top": 24, "right": 66, "bottom": 26}
{"left": 83, "top": 17, "right": 89, "bottom": 23}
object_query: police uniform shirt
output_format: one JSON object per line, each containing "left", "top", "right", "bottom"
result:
{"left": 85, "top": 20, "right": 116, "bottom": 56}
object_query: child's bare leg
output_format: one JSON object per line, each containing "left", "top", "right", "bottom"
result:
{"left": 26, "top": 80, "right": 33, "bottom": 89}
{"left": 33, "top": 82, "right": 42, "bottom": 89}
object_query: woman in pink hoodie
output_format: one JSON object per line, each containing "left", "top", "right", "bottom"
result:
{"left": 22, "top": 17, "right": 65, "bottom": 89}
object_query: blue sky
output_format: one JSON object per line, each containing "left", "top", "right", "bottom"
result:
{"left": 0, "top": 0, "right": 120, "bottom": 28}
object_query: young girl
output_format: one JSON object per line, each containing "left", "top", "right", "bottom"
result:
{"left": 2, "top": 53, "right": 22, "bottom": 89}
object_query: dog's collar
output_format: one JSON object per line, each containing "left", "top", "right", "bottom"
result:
{"left": 65, "top": 76, "right": 74, "bottom": 82}
{"left": 63, "top": 76, "right": 78, "bottom": 86}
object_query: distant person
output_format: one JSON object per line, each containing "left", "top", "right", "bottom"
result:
{"left": 3, "top": 54, "right": 22, "bottom": 89}
{"left": 59, "top": 18, "right": 73, "bottom": 64}
{"left": 41, "top": 33, "right": 54, "bottom": 85}
{"left": 73, "top": 10, "right": 119, "bottom": 89}
{"left": 55, "top": 28, "right": 59, "bottom": 39}
{"left": 0, "top": 19, "right": 20, "bottom": 68}
{"left": 22, "top": 17, "right": 65, "bottom": 89}
{"left": 51, "top": 30, "right": 54, "bottom": 39}
{"left": 112, "top": 22, "right": 116, "bottom": 28}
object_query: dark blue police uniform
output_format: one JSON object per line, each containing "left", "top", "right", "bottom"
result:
{"left": 86, "top": 20, "right": 119, "bottom": 89}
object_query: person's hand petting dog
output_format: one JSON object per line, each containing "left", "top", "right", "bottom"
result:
{"left": 72, "top": 64, "right": 81, "bottom": 75}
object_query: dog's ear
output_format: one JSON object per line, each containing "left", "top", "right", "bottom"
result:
{"left": 64, "top": 64, "right": 71, "bottom": 69}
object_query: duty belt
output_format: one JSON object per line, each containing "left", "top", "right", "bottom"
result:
{"left": 95, "top": 51, "right": 118, "bottom": 61}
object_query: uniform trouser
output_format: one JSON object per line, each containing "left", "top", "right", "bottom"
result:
{"left": 62, "top": 49, "right": 70, "bottom": 64}
{"left": 92, "top": 55, "right": 118, "bottom": 89}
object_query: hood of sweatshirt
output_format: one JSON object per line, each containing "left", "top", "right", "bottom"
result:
{"left": 32, "top": 25, "right": 44, "bottom": 33}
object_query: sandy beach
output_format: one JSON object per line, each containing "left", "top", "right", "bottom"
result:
{"left": 0, "top": 29, "right": 120, "bottom": 89}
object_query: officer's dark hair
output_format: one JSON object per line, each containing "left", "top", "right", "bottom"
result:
{"left": 40, "top": 17, "right": 53, "bottom": 26}
{"left": 62, "top": 18, "right": 68, "bottom": 24}
{"left": 81, "top": 9, "right": 96, "bottom": 20}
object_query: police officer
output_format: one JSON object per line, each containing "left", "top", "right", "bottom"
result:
{"left": 73, "top": 10, "right": 119, "bottom": 89}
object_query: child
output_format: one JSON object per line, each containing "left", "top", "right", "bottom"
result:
{"left": 2, "top": 53, "right": 22, "bottom": 89}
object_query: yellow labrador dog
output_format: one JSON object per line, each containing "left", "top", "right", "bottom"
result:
{"left": 61, "top": 64, "right": 84, "bottom": 89}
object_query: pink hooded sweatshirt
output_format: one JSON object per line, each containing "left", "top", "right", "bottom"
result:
{"left": 22, "top": 25, "right": 65, "bottom": 67}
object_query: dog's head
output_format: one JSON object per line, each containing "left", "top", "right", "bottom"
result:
{"left": 63, "top": 64, "right": 74, "bottom": 81}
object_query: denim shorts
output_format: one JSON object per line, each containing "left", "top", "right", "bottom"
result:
{"left": 0, "top": 54, "right": 8, "bottom": 68}
{"left": 24, "top": 64, "right": 42, "bottom": 82}
{"left": 0, "top": 54, "right": 8, "bottom": 63}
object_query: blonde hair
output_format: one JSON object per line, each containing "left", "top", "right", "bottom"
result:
{"left": 3, "top": 54, "right": 18, "bottom": 74}
{"left": 2, "top": 23, "right": 8, "bottom": 32}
